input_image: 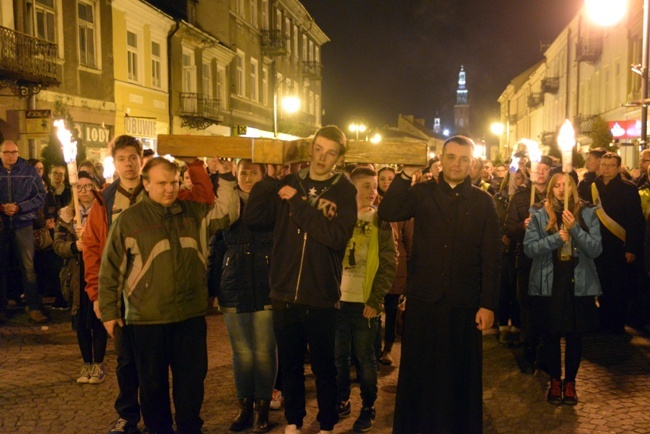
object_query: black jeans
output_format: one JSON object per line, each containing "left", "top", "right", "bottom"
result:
{"left": 272, "top": 301, "right": 338, "bottom": 431}
{"left": 542, "top": 331, "right": 582, "bottom": 381}
{"left": 130, "top": 316, "right": 208, "bottom": 434}
{"left": 114, "top": 324, "right": 140, "bottom": 426}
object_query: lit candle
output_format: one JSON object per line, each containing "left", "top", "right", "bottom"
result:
{"left": 55, "top": 120, "right": 82, "bottom": 226}
{"left": 558, "top": 120, "right": 576, "bottom": 212}
{"left": 523, "top": 139, "right": 542, "bottom": 206}
{"left": 103, "top": 156, "right": 115, "bottom": 184}
{"left": 508, "top": 155, "right": 520, "bottom": 197}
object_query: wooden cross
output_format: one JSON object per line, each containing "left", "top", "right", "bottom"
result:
{"left": 157, "top": 134, "right": 429, "bottom": 166}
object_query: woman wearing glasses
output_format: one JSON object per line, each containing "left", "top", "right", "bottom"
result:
{"left": 53, "top": 171, "right": 108, "bottom": 384}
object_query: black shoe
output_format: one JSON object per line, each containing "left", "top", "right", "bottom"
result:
{"left": 337, "top": 400, "right": 351, "bottom": 419}
{"left": 230, "top": 397, "right": 254, "bottom": 431}
{"left": 353, "top": 407, "right": 376, "bottom": 433}
{"left": 252, "top": 399, "right": 270, "bottom": 433}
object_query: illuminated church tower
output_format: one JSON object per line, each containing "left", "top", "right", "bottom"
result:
{"left": 454, "top": 65, "right": 470, "bottom": 135}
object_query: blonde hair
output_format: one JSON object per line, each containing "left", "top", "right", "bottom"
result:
{"left": 544, "top": 172, "right": 581, "bottom": 232}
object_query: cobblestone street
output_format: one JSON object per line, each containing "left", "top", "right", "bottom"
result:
{"left": 1, "top": 307, "right": 650, "bottom": 433}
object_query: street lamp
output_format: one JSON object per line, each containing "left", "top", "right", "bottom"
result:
{"left": 585, "top": 0, "right": 647, "bottom": 147}
{"left": 349, "top": 122, "right": 367, "bottom": 141}
{"left": 272, "top": 63, "right": 301, "bottom": 138}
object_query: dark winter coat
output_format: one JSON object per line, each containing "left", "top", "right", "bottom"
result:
{"left": 378, "top": 174, "right": 501, "bottom": 312}
{"left": 504, "top": 182, "right": 546, "bottom": 269}
{"left": 0, "top": 157, "right": 46, "bottom": 229}
{"left": 209, "top": 196, "right": 273, "bottom": 313}
{"left": 243, "top": 169, "right": 358, "bottom": 309}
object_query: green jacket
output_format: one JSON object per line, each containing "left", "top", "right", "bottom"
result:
{"left": 98, "top": 183, "right": 236, "bottom": 325}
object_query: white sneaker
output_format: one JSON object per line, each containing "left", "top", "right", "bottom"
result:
{"left": 285, "top": 424, "right": 302, "bottom": 434}
{"left": 76, "top": 363, "right": 91, "bottom": 383}
{"left": 270, "top": 389, "right": 283, "bottom": 410}
{"left": 88, "top": 363, "right": 106, "bottom": 384}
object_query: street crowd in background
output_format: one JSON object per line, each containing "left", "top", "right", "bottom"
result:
{"left": 0, "top": 128, "right": 649, "bottom": 434}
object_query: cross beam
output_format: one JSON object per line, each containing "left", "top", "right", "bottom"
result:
{"left": 157, "top": 135, "right": 429, "bottom": 166}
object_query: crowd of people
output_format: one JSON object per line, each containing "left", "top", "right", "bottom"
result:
{"left": 1, "top": 129, "right": 649, "bottom": 434}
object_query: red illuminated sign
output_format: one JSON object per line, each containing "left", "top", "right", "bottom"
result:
{"left": 607, "top": 120, "right": 641, "bottom": 139}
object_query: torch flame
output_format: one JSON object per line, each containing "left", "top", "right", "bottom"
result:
{"left": 103, "top": 156, "right": 115, "bottom": 180}
{"left": 558, "top": 120, "right": 576, "bottom": 152}
{"left": 54, "top": 119, "right": 77, "bottom": 164}
{"left": 509, "top": 156, "right": 520, "bottom": 171}
{"left": 521, "top": 138, "right": 542, "bottom": 163}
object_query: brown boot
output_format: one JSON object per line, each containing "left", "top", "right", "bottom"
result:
{"left": 26, "top": 307, "right": 48, "bottom": 323}
{"left": 229, "top": 397, "right": 253, "bottom": 431}
{"left": 252, "top": 399, "right": 271, "bottom": 433}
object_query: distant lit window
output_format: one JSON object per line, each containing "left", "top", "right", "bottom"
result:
{"left": 36, "top": 0, "right": 56, "bottom": 43}
{"left": 202, "top": 61, "right": 212, "bottom": 98}
{"left": 262, "top": 67, "right": 268, "bottom": 106}
{"left": 127, "top": 31, "right": 139, "bottom": 82}
{"left": 151, "top": 41, "right": 162, "bottom": 88}
{"left": 236, "top": 50, "right": 245, "bottom": 97}
{"left": 217, "top": 66, "right": 226, "bottom": 107}
{"left": 78, "top": 2, "right": 96, "bottom": 68}
{"left": 250, "top": 58, "right": 258, "bottom": 102}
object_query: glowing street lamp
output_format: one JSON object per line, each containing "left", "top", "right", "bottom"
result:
{"left": 369, "top": 133, "right": 382, "bottom": 144}
{"left": 490, "top": 122, "right": 505, "bottom": 136}
{"left": 585, "top": 0, "right": 628, "bottom": 26}
{"left": 349, "top": 122, "right": 367, "bottom": 141}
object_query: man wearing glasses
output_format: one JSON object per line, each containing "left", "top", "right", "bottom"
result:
{"left": 0, "top": 140, "right": 47, "bottom": 323}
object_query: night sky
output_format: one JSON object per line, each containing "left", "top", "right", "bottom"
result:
{"left": 300, "top": 0, "right": 584, "bottom": 137}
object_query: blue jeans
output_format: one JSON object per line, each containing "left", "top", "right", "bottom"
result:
{"left": 223, "top": 310, "right": 277, "bottom": 400}
{"left": 10, "top": 226, "right": 39, "bottom": 310}
{"left": 335, "top": 302, "right": 379, "bottom": 408}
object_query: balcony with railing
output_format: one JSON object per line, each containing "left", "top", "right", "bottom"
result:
{"left": 527, "top": 93, "right": 543, "bottom": 108}
{"left": 179, "top": 93, "right": 222, "bottom": 130}
{"left": 573, "top": 114, "right": 598, "bottom": 134}
{"left": 0, "top": 26, "right": 59, "bottom": 97}
{"left": 302, "top": 61, "right": 322, "bottom": 80}
{"left": 576, "top": 37, "right": 602, "bottom": 63}
{"left": 261, "top": 29, "right": 288, "bottom": 56}
{"left": 541, "top": 77, "right": 560, "bottom": 94}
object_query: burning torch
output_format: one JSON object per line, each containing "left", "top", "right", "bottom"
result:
{"left": 55, "top": 120, "right": 82, "bottom": 226}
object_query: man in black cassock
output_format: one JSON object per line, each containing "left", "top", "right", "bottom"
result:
{"left": 379, "top": 135, "right": 501, "bottom": 434}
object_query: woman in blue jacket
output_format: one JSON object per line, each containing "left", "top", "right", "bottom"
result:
{"left": 524, "top": 172, "right": 602, "bottom": 406}
{"left": 208, "top": 159, "right": 275, "bottom": 433}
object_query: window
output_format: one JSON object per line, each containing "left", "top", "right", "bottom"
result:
{"left": 78, "top": 2, "right": 96, "bottom": 68}
{"left": 275, "top": 10, "right": 282, "bottom": 31}
{"left": 237, "top": 0, "right": 245, "bottom": 17}
{"left": 236, "top": 50, "right": 245, "bottom": 97}
{"left": 302, "top": 35, "right": 308, "bottom": 61}
{"left": 261, "top": 0, "right": 269, "bottom": 28}
{"left": 250, "top": 58, "right": 259, "bottom": 102}
{"left": 309, "top": 40, "right": 314, "bottom": 61}
{"left": 127, "top": 31, "right": 139, "bottom": 82}
{"left": 293, "top": 25, "right": 298, "bottom": 61}
{"left": 151, "top": 41, "right": 162, "bottom": 88}
{"left": 182, "top": 50, "right": 196, "bottom": 93}
{"left": 315, "top": 46, "right": 320, "bottom": 62}
{"left": 217, "top": 66, "right": 226, "bottom": 107}
{"left": 309, "top": 91, "right": 314, "bottom": 115}
{"left": 202, "top": 61, "right": 212, "bottom": 98}
{"left": 250, "top": 0, "right": 257, "bottom": 26}
{"left": 285, "top": 18, "right": 291, "bottom": 53}
{"left": 262, "top": 66, "right": 268, "bottom": 106}
{"left": 315, "top": 94, "right": 321, "bottom": 124}
{"left": 36, "top": 0, "right": 56, "bottom": 43}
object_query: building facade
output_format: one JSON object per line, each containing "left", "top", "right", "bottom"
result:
{"left": 497, "top": 0, "right": 644, "bottom": 168}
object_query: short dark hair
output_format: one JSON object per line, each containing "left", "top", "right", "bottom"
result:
{"left": 111, "top": 135, "right": 143, "bottom": 158}
{"left": 312, "top": 125, "right": 347, "bottom": 156}
{"left": 442, "top": 135, "right": 475, "bottom": 154}
{"left": 350, "top": 167, "right": 377, "bottom": 181}
{"left": 142, "top": 157, "right": 179, "bottom": 181}
{"left": 236, "top": 159, "right": 266, "bottom": 175}
{"left": 588, "top": 147, "right": 607, "bottom": 159}
{"left": 602, "top": 152, "right": 621, "bottom": 167}
{"left": 143, "top": 149, "right": 156, "bottom": 158}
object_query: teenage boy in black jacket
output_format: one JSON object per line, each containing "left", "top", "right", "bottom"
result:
{"left": 244, "top": 125, "right": 357, "bottom": 434}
